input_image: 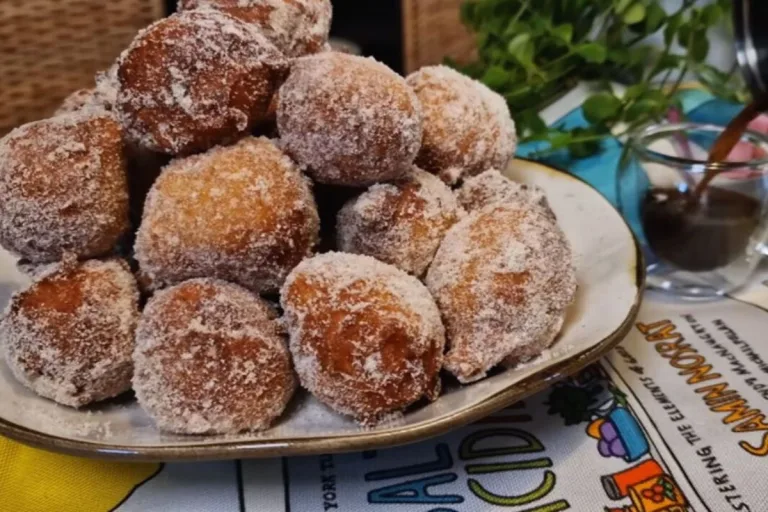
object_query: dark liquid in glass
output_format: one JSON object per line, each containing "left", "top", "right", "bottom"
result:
{"left": 640, "top": 95, "right": 767, "bottom": 272}
{"left": 641, "top": 187, "right": 760, "bottom": 271}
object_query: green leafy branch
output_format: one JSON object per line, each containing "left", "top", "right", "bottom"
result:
{"left": 456, "top": 0, "right": 748, "bottom": 158}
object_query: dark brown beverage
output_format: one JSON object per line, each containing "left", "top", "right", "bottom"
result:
{"left": 642, "top": 187, "right": 760, "bottom": 271}
{"left": 640, "top": 94, "right": 768, "bottom": 272}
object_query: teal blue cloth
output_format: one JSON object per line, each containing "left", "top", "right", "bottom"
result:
{"left": 516, "top": 90, "right": 745, "bottom": 239}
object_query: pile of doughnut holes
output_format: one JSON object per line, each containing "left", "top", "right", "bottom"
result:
{"left": 0, "top": 0, "right": 576, "bottom": 434}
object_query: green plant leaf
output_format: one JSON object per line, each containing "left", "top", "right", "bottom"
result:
{"left": 700, "top": 4, "right": 723, "bottom": 26}
{"left": 678, "top": 21, "right": 693, "bottom": 48}
{"left": 476, "top": 30, "right": 490, "bottom": 49}
{"left": 570, "top": 139, "right": 602, "bottom": 158}
{"left": 517, "top": 109, "right": 549, "bottom": 137}
{"left": 664, "top": 12, "right": 683, "bottom": 45}
{"left": 645, "top": 2, "right": 667, "bottom": 33}
{"left": 627, "top": 45, "right": 654, "bottom": 66}
{"left": 614, "top": 0, "right": 632, "bottom": 15}
{"left": 488, "top": 47, "right": 507, "bottom": 64}
{"left": 481, "top": 65, "right": 509, "bottom": 89}
{"left": 695, "top": 63, "right": 747, "bottom": 102}
{"left": 655, "top": 53, "right": 683, "bottom": 71}
{"left": 549, "top": 131, "right": 572, "bottom": 149}
{"left": 609, "top": 47, "right": 631, "bottom": 64}
{"left": 623, "top": 3, "right": 646, "bottom": 25}
{"left": 690, "top": 32, "right": 710, "bottom": 62}
{"left": 625, "top": 99, "right": 661, "bottom": 123}
{"left": 456, "top": 0, "right": 743, "bottom": 154}
{"left": 624, "top": 83, "right": 647, "bottom": 100}
{"left": 504, "top": 20, "right": 526, "bottom": 37}
{"left": 507, "top": 32, "right": 532, "bottom": 56}
{"left": 576, "top": 42, "right": 607, "bottom": 63}
{"left": 570, "top": 126, "right": 605, "bottom": 157}
{"left": 637, "top": 89, "right": 668, "bottom": 105}
{"left": 552, "top": 23, "right": 573, "bottom": 44}
{"left": 583, "top": 92, "right": 622, "bottom": 123}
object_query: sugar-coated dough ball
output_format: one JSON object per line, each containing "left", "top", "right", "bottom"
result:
{"left": 281, "top": 253, "right": 445, "bottom": 425}
{"left": 1, "top": 258, "right": 139, "bottom": 407}
{"left": 406, "top": 65, "right": 517, "bottom": 184}
{"left": 179, "top": 0, "right": 332, "bottom": 58}
{"left": 337, "top": 168, "right": 463, "bottom": 276}
{"left": 116, "top": 9, "right": 288, "bottom": 155}
{"left": 426, "top": 202, "right": 576, "bottom": 383}
{"left": 133, "top": 279, "right": 296, "bottom": 434}
{"left": 135, "top": 136, "right": 320, "bottom": 293}
{"left": 456, "top": 169, "right": 553, "bottom": 217}
{"left": 278, "top": 52, "right": 423, "bottom": 186}
{"left": 0, "top": 113, "right": 129, "bottom": 263}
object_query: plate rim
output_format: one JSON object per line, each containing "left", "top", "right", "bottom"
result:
{"left": 0, "top": 159, "right": 646, "bottom": 461}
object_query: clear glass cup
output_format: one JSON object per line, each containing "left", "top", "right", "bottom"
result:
{"left": 618, "top": 122, "right": 768, "bottom": 299}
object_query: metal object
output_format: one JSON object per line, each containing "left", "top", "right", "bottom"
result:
{"left": 734, "top": 0, "right": 768, "bottom": 95}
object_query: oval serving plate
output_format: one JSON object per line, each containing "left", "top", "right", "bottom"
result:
{"left": 0, "top": 159, "right": 644, "bottom": 461}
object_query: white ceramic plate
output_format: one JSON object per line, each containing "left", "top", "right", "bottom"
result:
{"left": 0, "top": 159, "right": 643, "bottom": 461}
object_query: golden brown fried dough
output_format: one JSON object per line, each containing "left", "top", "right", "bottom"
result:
{"left": 337, "top": 168, "right": 463, "bottom": 275}
{"left": 133, "top": 279, "right": 296, "bottom": 434}
{"left": 426, "top": 202, "right": 576, "bottom": 383}
{"left": 1, "top": 258, "right": 139, "bottom": 407}
{"left": 406, "top": 65, "right": 517, "bottom": 184}
{"left": 115, "top": 10, "right": 288, "bottom": 155}
{"left": 278, "top": 52, "right": 423, "bottom": 186}
{"left": 135, "top": 137, "right": 319, "bottom": 293}
{"left": 179, "top": 0, "right": 332, "bottom": 58}
{"left": 281, "top": 253, "right": 445, "bottom": 425}
{"left": 0, "top": 113, "right": 129, "bottom": 263}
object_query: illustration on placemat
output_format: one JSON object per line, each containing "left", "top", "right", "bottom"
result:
{"left": 588, "top": 408, "right": 649, "bottom": 462}
{"left": 546, "top": 365, "right": 691, "bottom": 512}
{"left": 547, "top": 365, "right": 649, "bottom": 461}
{"left": 602, "top": 460, "right": 687, "bottom": 512}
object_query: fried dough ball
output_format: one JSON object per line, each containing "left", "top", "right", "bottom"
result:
{"left": 337, "top": 168, "right": 463, "bottom": 276}
{"left": 179, "top": 0, "right": 332, "bottom": 58}
{"left": 133, "top": 279, "right": 296, "bottom": 434}
{"left": 135, "top": 136, "right": 320, "bottom": 293}
{"left": 0, "top": 113, "right": 129, "bottom": 263}
{"left": 406, "top": 65, "right": 517, "bottom": 184}
{"left": 1, "top": 257, "right": 139, "bottom": 407}
{"left": 115, "top": 9, "right": 288, "bottom": 155}
{"left": 426, "top": 202, "right": 577, "bottom": 383}
{"left": 277, "top": 52, "right": 423, "bottom": 186}
{"left": 456, "top": 169, "right": 553, "bottom": 218}
{"left": 281, "top": 253, "right": 445, "bottom": 425}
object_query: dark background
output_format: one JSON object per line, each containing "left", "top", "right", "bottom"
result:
{"left": 166, "top": 0, "right": 405, "bottom": 73}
